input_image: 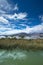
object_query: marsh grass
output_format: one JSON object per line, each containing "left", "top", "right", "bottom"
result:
{"left": 0, "top": 38, "right": 43, "bottom": 50}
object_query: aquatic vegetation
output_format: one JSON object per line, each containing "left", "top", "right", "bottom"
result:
{"left": 0, "top": 39, "right": 43, "bottom": 50}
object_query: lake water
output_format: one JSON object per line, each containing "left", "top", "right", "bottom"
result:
{"left": 0, "top": 49, "right": 43, "bottom": 65}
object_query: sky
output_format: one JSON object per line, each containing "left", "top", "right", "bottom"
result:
{"left": 0, "top": 0, "right": 43, "bottom": 35}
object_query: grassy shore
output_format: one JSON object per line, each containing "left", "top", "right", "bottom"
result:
{"left": 0, "top": 38, "right": 43, "bottom": 50}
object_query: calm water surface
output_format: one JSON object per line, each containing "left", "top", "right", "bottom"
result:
{"left": 0, "top": 49, "right": 43, "bottom": 65}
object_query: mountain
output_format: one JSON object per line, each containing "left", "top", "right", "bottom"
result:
{"left": 0, "top": 32, "right": 43, "bottom": 39}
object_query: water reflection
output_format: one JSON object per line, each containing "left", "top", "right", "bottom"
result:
{"left": 0, "top": 50, "right": 27, "bottom": 62}
{"left": 0, "top": 50, "right": 43, "bottom": 64}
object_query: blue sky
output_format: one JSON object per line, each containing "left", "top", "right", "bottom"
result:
{"left": 0, "top": 0, "right": 43, "bottom": 35}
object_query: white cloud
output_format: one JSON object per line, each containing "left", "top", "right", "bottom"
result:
{"left": 0, "top": 28, "right": 23, "bottom": 35}
{"left": 0, "top": 0, "right": 27, "bottom": 24}
{"left": 13, "top": 4, "right": 18, "bottom": 11}
{"left": 0, "top": 0, "right": 43, "bottom": 35}
{"left": 17, "top": 13, "right": 27, "bottom": 20}
{"left": 24, "top": 24, "right": 43, "bottom": 33}
{"left": 0, "top": 26, "right": 11, "bottom": 31}
{"left": 32, "top": 24, "right": 43, "bottom": 33}
{"left": 0, "top": 0, "right": 11, "bottom": 13}
{"left": 0, "top": 0, "right": 19, "bottom": 14}
{"left": 2, "top": 13, "right": 27, "bottom": 20}
{"left": 0, "top": 0, "right": 27, "bottom": 35}
{"left": 0, "top": 16, "right": 9, "bottom": 24}
{"left": 0, "top": 24, "right": 43, "bottom": 35}
{"left": 0, "top": 10, "right": 6, "bottom": 14}
{"left": 0, "top": 0, "right": 20, "bottom": 15}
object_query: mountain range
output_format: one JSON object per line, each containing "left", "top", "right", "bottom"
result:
{"left": 0, "top": 32, "right": 43, "bottom": 39}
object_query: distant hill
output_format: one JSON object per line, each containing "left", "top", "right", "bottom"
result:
{"left": 0, "top": 32, "right": 43, "bottom": 39}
